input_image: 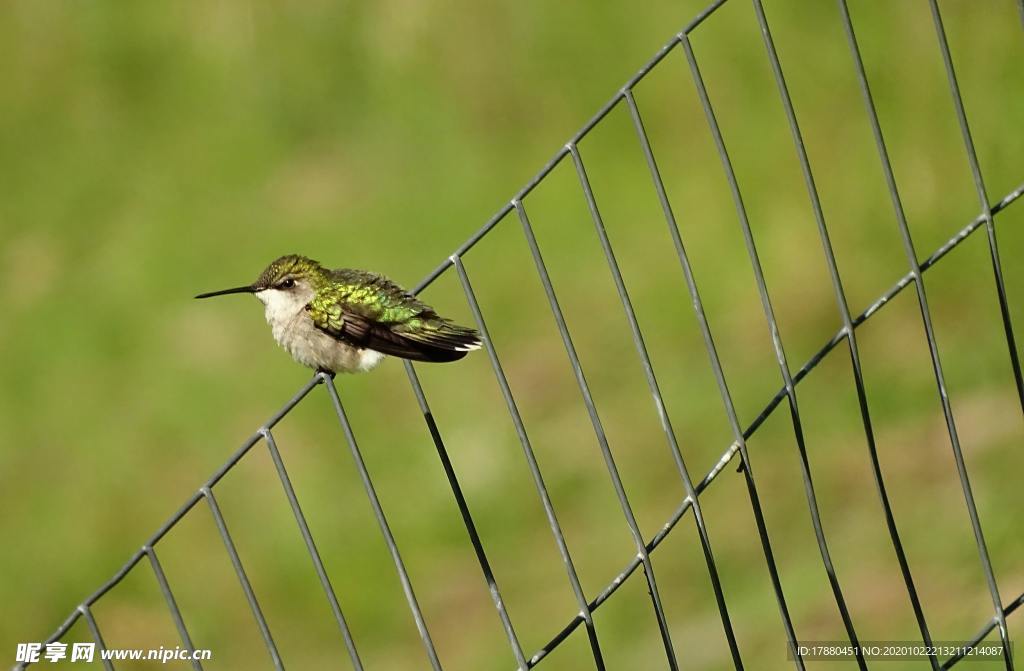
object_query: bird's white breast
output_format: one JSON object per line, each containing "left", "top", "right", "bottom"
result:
{"left": 256, "top": 289, "right": 384, "bottom": 373}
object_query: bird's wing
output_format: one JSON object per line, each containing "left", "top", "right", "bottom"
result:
{"left": 307, "top": 271, "right": 480, "bottom": 363}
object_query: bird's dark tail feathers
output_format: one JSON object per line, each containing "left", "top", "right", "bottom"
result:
{"left": 398, "top": 322, "right": 482, "bottom": 363}
{"left": 368, "top": 321, "right": 481, "bottom": 363}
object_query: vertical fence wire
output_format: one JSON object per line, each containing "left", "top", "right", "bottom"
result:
{"left": 80, "top": 606, "right": 115, "bottom": 671}
{"left": 402, "top": 361, "right": 530, "bottom": 670}
{"left": 747, "top": 0, "right": 939, "bottom": 666}
{"left": 20, "top": 1, "right": 1024, "bottom": 669}
{"left": 261, "top": 428, "right": 364, "bottom": 671}
{"left": 926, "top": 0, "right": 1024, "bottom": 419}
{"left": 515, "top": 198, "right": 683, "bottom": 670}
{"left": 680, "top": 30, "right": 868, "bottom": 669}
{"left": 322, "top": 376, "right": 443, "bottom": 671}
{"left": 623, "top": 80, "right": 805, "bottom": 668}
{"left": 146, "top": 547, "right": 204, "bottom": 671}
{"left": 568, "top": 140, "right": 745, "bottom": 667}
{"left": 452, "top": 254, "right": 606, "bottom": 669}
{"left": 836, "top": 2, "right": 1013, "bottom": 667}
{"left": 202, "top": 486, "right": 284, "bottom": 670}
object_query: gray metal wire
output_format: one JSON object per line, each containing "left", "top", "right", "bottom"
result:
{"left": 20, "top": 1, "right": 1023, "bottom": 669}
{"left": 745, "top": 2, "right": 939, "bottom": 665}
{"left": 263, "top": 428, "right": 363, "bottom": 670}
{"left": 516, "top": 198, "right": 681, "bottom": 669}
{"left": 453, "top": 254, "right": 607, "bottom": 669}
{"left": 146, "top": 547, "right": 203, "bottom": 671}
{"left": 681, "top": 28, "right": 869, "bottom": 668}
{"left": 837, "top": 1, "right": 1015, "bottom": 667}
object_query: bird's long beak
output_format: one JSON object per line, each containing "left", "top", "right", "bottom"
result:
{"left": 194, "top": 285, "right": 257, "bottom": 299}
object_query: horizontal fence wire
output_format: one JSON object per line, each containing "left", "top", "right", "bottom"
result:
{"left": 20, "top": 0, "right": 1023, "bottom": 669}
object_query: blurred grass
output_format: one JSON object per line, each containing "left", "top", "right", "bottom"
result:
{"left": 1, "top": 1, "right": 1023, "bottom": 669}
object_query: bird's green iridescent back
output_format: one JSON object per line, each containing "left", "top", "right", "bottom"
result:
{"left": 308, "top": 268, "right": 439, "bottom": 334}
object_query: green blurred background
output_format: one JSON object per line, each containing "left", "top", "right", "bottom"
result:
{"left": 2, "top": 1, "right": 1023, "bottom": 669}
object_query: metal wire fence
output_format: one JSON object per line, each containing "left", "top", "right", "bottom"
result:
{"left": 21, "top": 0, "right": 1024, "bottom": 669}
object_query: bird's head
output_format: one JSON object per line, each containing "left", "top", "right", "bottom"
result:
{"left": 195, "top": 254, "right": 326, "bottom": 312}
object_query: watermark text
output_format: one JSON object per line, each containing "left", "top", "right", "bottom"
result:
{"left": 16, "top": 643, "right": 211, "bottom": 665}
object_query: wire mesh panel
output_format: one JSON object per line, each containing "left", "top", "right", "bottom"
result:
{"left": 19, "top": 0, "right": 1023, "bottom": 669}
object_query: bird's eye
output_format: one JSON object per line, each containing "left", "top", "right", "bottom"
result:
{"left": 279, "top": 278, "right": 295, "bottom": 289}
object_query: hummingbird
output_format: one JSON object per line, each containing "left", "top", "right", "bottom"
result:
{"left": 195, "top": 254, "right": 481, "bottom": 373}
